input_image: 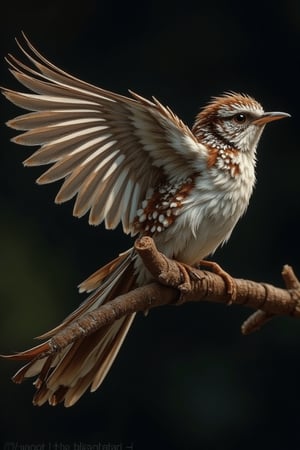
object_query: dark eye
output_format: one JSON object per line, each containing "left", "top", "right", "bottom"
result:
{"left": 233, "top": 113, "right": 247, "bottom": 124}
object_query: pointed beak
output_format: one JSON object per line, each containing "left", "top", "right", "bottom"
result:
{"left": 252, "top": 111, "right": 291, "bottom": 126}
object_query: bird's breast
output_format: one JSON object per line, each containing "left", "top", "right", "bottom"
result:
{"left": 152, "top": 163, "right": 255, "bottom": 265}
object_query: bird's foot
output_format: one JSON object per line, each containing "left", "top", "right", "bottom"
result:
{"left": 198, "top": 260, "right": 237, "bottom": 304}
{"left": 175, "top": 261, "right": 204, "bottom": 305}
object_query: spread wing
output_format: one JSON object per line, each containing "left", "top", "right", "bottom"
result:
{"left": 2, "top": 35, "right": 207, "bottom": 234}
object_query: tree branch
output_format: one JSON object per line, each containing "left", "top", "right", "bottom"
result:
{"left": 43, "top": 237, "right": 300, "bottom": 359}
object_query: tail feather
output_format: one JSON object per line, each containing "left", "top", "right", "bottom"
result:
{"left": 90, "top": 314, "right": 135, "bottom": 392}
{"left": 78, "top": 250, "right": 131, "bottom": 293}
{"left": 37, "top": 248, "right": 134, "bottom": 340}
{"left": 5, "top": 249, "right": 137, "bottom": 406}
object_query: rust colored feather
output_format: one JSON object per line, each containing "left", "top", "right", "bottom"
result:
{"left": 2, "top": 341, "right": 51, "bottom": 361}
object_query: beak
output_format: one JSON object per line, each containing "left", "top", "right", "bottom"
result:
{"left": 253, "top": 111, "right": 291, "bottom": 126}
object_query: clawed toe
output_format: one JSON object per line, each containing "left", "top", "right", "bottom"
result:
{"left": 199, "top": 260, "right": 237, "bottom": 303}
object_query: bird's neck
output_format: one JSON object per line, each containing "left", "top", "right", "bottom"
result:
{"left": 194, "top": 125, "right": 233, "bottom": 152}
{"left": 194, "top": 125, "right": 257, "bottom": 179}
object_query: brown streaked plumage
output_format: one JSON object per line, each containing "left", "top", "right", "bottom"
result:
{"left": 133, "top": 177, "right": 195, "bottom": 234}
{"left": 1, "top": 35, "right": 290, "bottom": 406}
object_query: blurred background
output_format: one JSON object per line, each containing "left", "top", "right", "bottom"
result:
{"left": 0, "top": 0, "right": 299, "bottom": 449}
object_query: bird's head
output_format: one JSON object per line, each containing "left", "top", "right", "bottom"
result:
{"left": 193, "top": 92, "right": 290, "bottom": 153}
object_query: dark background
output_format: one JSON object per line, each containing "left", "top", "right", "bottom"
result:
{"left": 0, "top": 1, "right": 299, "bottom": 449}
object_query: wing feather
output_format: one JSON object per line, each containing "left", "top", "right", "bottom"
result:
{"left": 7, "top": 110, "right": 102, "bottom": 130}
{"left": 25, "top": 132, "right": 110, "bottom": 166}
{"left": 104, "top": 168, "right": 130, "bottom": 229}
{"left": 55, "top": 149, "right": 120, "bottom": 203}
{"left": 3, "top": 36, "right": 207, "bottom": 234}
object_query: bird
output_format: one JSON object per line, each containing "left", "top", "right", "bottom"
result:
{"left": 1, "top": 35, "right": 290, "bottom": 407}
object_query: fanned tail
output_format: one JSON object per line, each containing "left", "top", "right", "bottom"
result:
{"left": 4, "top": 248, "right": 137, "bottom": 407}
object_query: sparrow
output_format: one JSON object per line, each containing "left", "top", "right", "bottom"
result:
{"left": 1, "top": 35, "right": 290, "bottom": 407}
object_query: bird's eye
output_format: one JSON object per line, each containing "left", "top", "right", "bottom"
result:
{"left": 233, "top": 113, "right": 247, "bottom": 124}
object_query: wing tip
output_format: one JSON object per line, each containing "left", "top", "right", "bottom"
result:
{"left": 10, "top": 134, "right": 22, "bottom": 144}
{"left": 6, "top": 117, "right": 21, "bottom": 131}
{"left": 36, "top": 174, "right": 48, "bottom": 185}
{"left": 54, "top": 192, "right": 66, "bottom": 204}
{"left": 1, "top": 87, "right": 15, "bottom": 103}
{"left": 23, "top": 156, "right": 44, "bottom": 168}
